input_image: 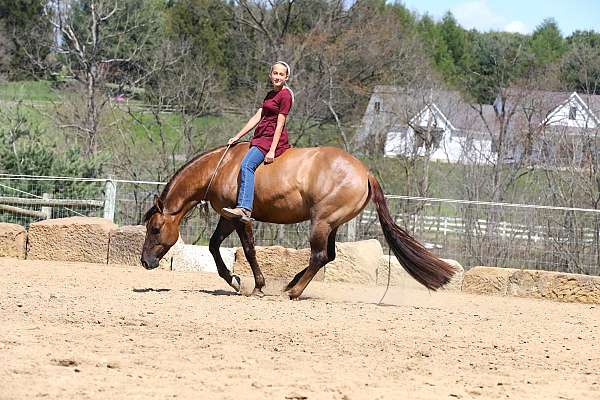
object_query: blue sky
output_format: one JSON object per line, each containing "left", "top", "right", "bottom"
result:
{"left": 400, "top": 0, "right": 600, "bottom": 36}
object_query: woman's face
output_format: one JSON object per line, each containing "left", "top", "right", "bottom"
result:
{"left": 270, "top": 64, "right": 288, "bottom": 89}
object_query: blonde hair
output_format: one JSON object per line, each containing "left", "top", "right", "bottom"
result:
{"left": 271, "top": 60, "right": 294, "bottom": 105}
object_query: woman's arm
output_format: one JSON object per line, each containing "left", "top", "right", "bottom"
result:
{"left": 228, "top": 108, "right": 262, "bottom": 144}
{"left": 264, "top": 113, "right": 287, "bottom": 164}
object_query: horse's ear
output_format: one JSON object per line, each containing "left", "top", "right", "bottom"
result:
{"left": 154, "top": 195, "right": 164, "bottom": 213}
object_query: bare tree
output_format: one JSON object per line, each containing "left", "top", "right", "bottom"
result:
{"left": 44, "top": 0, "right": 160, "bottom": 156}
{"left": 106, "top": 40, "right": 219, "bottom": 184}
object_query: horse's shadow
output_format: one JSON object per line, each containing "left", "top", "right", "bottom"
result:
{"left": 194, "top": 289, "right": 238, "bottom": 296}
{"left": 132, "top": 287, "right": 235, "bottom": 296}
{"left": 132, "top": 288, "right": 171, "bottom": 293}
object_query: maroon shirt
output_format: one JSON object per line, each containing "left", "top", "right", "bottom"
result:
{"left": 251, "top": 87, "right": 293, "bottom": 157}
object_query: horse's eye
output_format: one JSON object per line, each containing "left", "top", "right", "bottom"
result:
{"left": 151, "top": 227, "right": 160, "bottom": 235}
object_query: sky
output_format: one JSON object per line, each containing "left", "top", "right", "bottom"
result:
{"left": 400, "top": 0, "right": 600, "bottom": 36}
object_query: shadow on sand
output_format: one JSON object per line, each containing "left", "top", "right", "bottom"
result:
{"left": 132, "top": 288, "right": 171, "bottom": 293}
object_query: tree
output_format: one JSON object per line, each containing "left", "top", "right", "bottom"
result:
{"left": 416, "top": 14, "right": 455, "bottom": 81}
{"left": 462, "top": 31, "right": 533, "bottom": 103}
{"left": 165, "top": 0, "right": 233, "bottom": 83}
{"left": 439, "top": 12, "right": 468, "bottom": 70}
{"left": 530, "top": 18, "right": 566, "bottom": 66}
{"left": 0, "top": 0, "right": 50, "bottom": 79}
{"left": 46, "top": 0, "right": 165, "bottom": 157}
{"left": 561, "top": 30, "right": 600, "bottom": 94}
{"left": 0, "top": 102, "right": 104, "bottom": 225}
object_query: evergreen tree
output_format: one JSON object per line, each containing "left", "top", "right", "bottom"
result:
{"left": 0, "top": 0, "right": 50, "bottom": 79}
{"left": 530, "top": 18, "right": 566, "bottom": 66}
{"left": 439, "top": 12, "right": 468, "bottom": 70}
{"left": 416, "top": 14, "right": 456, "bottom": 81}
{"left": 562, "top": 30, "right": 600, "bottom": 94}
{"left": 165, "top": 0, "right": 233, "bottom": 83}
{"left": 464, "top": 31, "right": 532, "bottom": 102}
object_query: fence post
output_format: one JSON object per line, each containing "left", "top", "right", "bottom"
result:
{"left": 347, "top": 217, "right": 357, "bottom": 242}
{"left": 41, "top": 193, "right": 52, "bottom": 219}
{"left": 103, "top": 178, "right": 117, "bottom": 221}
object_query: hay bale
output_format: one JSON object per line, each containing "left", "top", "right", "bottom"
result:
{"left": 508, "top": 269, "right": 600, "bottom": 304}
{"left": 27, "top": 217, "right": 116, "bottom": 263}
{"left": 324, "top": 239, "right": 383, "bottom": 284}
{"left": 0, "top": 223, "right": 27, "bottom": 259}
{"left": 376, "top": 255, "right": 425, "bottom": 289}
{"left": 375, "top": 256, "right": 464, "bottom": 291}
{"left": 170, "top": 245, "right": 235, "bottom": 273}
{"left": 462, "top": 266, "right": 518, "bottom": 295}
{"left": 108, "top": 225, "right": 182, "bottom": 270}
{"left": 440, "top": 258, "right": 465, "bottom": 291}
{"left": 233, "top": 246, "right": 323, "bottom": 281}
{"left": 108, "top": 225, "right": 146, "bottom": 266}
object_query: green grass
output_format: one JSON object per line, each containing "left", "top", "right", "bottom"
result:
{"left": 122, "top": 110, "right": 246, "bottom": 146}
{"left": 0, "top": 80, "right": 59, "bottom": 102}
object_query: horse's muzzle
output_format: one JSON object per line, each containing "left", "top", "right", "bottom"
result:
{"left": 140, "top": 256, "right": 159, "bottom": 270}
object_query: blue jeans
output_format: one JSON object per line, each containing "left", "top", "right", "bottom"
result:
{"left": 237, "top": 146, "right": 265, "bottom": 211}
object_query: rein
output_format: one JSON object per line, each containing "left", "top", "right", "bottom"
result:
{"left": 200, "top": 143, "right": 232, "bottom": 212}
{"left": 377, "top": 246, "right": 392, "bottom": 305}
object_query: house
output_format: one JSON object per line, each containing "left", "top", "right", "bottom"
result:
{"left": 498, "top": 90, "right": 600, "bottom": 165}
{"left": 355, "top": 85, "right": 600, "bottom": 166}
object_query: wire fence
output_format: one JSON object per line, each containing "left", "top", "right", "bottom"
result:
{"left": 1, "top": 173, "right": 600, "bottom": 276}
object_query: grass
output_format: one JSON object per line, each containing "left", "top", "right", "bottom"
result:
{"left": 0, "top": 80, "right": 59, "bottom": 102}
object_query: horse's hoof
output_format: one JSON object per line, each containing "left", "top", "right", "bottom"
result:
{"left": 230, "top": 275, "right": 241, "bottom": 292}
{"left": 286, "top": 290, "right": 300, "bottom": 301}
{"left": 251, "top": 288, "right": 265, "bottom": 298}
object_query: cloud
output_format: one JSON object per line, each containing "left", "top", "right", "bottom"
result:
{"left": 450, "top": 0, "right": 530, "bottom": 33}
{"left": 504, "top": 20, "right": 529, "bottom": 34}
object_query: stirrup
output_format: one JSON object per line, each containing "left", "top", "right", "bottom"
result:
{"left": 240, "top": 214, "right": 255, "bottom": 225}
{"left": 222, "top": 207, "right": 254, "bottom": 224}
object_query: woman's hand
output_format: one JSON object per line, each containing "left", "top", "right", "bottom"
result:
{"left": 264, "top": 150, "right": 275, "bottom": 164}
{"left": 228, "top": 137, "right": 238, "bottom": 145}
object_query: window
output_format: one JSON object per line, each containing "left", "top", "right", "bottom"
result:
{"left": 374, "top": 101, "right": 381, "bottom": 114}
{"left": 569, "top": 106, "right": 577, "bottom": 120}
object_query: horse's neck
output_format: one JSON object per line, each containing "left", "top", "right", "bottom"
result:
{"left": 162, "top": 157, "right": 213, "bottom": 222}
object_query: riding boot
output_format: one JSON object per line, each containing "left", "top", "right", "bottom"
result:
{"left": 221, "top": 207, "right": 253, "bottom": 224}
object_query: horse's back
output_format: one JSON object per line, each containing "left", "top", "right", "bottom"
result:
{"left": 251, "top": 146, "right": 370, "bottom": 224}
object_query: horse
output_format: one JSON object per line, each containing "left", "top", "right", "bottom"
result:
{"left": 141, "top": 142, "right": 456, "bottom": 300}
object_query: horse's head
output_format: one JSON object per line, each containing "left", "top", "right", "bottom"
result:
{"left": 140, "top": 195, "right": 180, "bottom": 269}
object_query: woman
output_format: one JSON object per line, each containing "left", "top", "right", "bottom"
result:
{"left": 222, "top": 61, "right": 294, "bottom": 223}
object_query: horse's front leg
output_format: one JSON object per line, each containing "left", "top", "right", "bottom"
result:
{"left": 209, "top": 217, "right": 241, "bottom": 292}
{"left": 234, "top": 222, "right": 265, "bottom": 297}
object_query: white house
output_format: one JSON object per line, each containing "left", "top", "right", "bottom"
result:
{"left": 355, "top": 86, "right": 600, "bottom": 166}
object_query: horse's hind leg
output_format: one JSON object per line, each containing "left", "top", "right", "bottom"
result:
{"left": 327, "top": 227, "right": 338, "bottom": 262}
{"left": 284, "top": 228, "right": 337, "bottom": 292}
{"left": 234, "top": 222, "right": 265, "bottom": 297}
{"left": 209, "top": 217, "right": 241, "bottom": 292}
{"left": 284, "top": 267, "right": 307, "bottom": 292}
{"left": 287, "top": 222, "right": 333, "bottom": 300}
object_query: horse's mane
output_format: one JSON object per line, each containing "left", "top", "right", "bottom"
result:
{"left": 142, "top": 144, "right": 234, "bottom": 222}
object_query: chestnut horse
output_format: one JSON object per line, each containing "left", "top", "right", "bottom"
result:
{"left": 141, "top": 142, "right": 456, "bottom": 299}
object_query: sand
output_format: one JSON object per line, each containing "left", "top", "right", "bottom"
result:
{"left": 1, "top": 258, "right": 598, "bottom": 399}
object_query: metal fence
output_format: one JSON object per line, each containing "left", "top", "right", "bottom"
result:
{"left": 1, "top": 174, "right": 599, "bottom": 275}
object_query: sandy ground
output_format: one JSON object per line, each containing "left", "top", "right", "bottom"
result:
{"left": 0, "top": 258, "right": 599, "bottom": 400}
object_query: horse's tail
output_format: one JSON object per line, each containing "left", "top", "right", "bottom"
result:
{"left": 368, "top": 174, "right": 456, "bottom": 290}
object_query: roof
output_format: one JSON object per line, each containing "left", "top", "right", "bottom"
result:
{"left": 369, "top": 85, "right": 499, "bottom": 133}
{"left": 367, "top": 85, "right": 600, "bottom": 134}
{"left": 498, "top": 89, "right": 600, "bottom": 129}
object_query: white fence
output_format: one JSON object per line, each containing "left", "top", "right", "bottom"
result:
{"left": 1, "top": 173, "right": 600, "bottom": 275}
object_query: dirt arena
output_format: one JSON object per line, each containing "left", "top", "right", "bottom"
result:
{"left": 1, "top": 258, "right": 598, "bottom": 400}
